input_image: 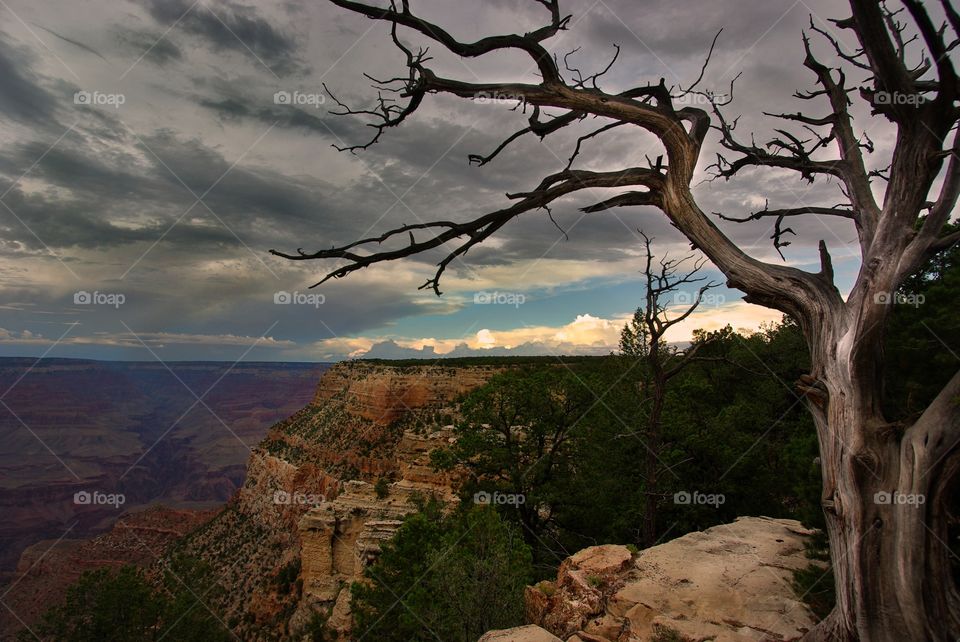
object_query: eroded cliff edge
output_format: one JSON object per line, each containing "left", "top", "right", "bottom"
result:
{"left": 174, "top": 360, "right": 502, "bottom": 640}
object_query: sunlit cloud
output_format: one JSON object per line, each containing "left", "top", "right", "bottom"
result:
{"left": 298, "top": 300, "right": 787, "bottom": 361}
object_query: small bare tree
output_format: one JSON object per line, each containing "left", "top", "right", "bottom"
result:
{"left": 619, "top": 232, "right": 717, "bottom": 547}
{"left": 271, "top": 2, "right": 960, "bottom": 640}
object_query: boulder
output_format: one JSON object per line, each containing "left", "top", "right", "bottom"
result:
{"left": 526, "top": 544, "right": 633, "bottom": 638}
{"left": 526, "top": 517, "right": 820, "bottom": 642}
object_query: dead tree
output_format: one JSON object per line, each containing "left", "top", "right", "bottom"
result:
{"left": 271, "top": 2, "right": 960, "bottom": 640}
{"left": 618, "top": 232, "right": 718, "bottom": 548}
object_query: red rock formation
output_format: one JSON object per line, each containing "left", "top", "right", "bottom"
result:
{"left": 313, "top": 362, "right": 502, "bottom": 424}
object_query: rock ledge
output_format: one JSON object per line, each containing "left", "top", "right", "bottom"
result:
{"left": 517, "top": 516, "right": 819, "bottom": 642}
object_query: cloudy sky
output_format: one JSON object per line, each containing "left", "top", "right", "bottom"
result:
{"left": 0, "top": 0, "right": 896, "bottom": 362}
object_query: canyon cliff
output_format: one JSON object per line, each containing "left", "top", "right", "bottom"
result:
{"left": 172, "top": 361, "right": 503, "bottom": 640}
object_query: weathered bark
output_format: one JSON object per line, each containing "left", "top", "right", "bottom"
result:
{"left": 800, "top": 312, "right": 960, "bottom": 641}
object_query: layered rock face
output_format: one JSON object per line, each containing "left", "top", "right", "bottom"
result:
{"left": 312, "top": 362, "right": 498, "bottom": 425}
{"left": 174, "top": 361, "right": 502, "bottom": 640}
{"left": 291, "top": 480, "right": 429, "bottom": 638}
{"left": 522, "top": 517, "right": 819, "bottom": 642}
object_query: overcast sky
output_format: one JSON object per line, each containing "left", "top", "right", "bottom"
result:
{"left": 0, "top": 0, "right": 908, "bottom": 362}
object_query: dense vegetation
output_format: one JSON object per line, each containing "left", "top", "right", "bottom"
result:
{"left": 432, "top": 318, "right": 821, "bottom": 573}
{"left": 350, "top": 500, "right": 532, "bottom": 642}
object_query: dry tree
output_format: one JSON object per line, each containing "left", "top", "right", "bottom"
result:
{"left": 271, "top": 2, "right": 960, "bottom": 639}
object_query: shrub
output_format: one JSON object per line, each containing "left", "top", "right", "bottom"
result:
{"left": 374, "top": 477, "right": 390, "bottom": 499}
{"left": 351, "top": 502, "right": 533, "bottom": 641}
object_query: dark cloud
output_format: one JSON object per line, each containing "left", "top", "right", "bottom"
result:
{"left": 0, "top": 32, "right": 60, "bottom": 126}
{"left": 0, "top": 0, "right": 881, "bottom": 360}
{"left": 196, "top": 96, "right": 351, "bottom": 138}
{"left": 579, "top": 0, "right": 799, "bottom": 61}
{"left": 140, "top": 0, "right": 307, "bottom": 76}
{"left": 0, "top": 130, "right": 319, "bottom": 251}
{"left": 114, "top": 27, "right": 183, "bottom": 66}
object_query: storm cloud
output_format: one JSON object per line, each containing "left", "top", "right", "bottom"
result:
{"left": 0, "top": 0, "right": 890, "bottom": 361}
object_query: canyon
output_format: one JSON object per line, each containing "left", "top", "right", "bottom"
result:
{"left": 0, "top": 358, "right": 327, "bottom": 637}
{"left": 3, "top": 359, "right": 823, "bottom": 641}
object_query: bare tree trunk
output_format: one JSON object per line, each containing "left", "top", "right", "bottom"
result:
{"left": 803, "top": 321, "right": 960, "bottom": 641}
{"left": 621, "top": 233, "right": 714, "bottom": 549}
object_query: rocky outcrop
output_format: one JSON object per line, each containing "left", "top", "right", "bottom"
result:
{"left": 525, "top": 517, "right": 819, "bottom": 642}
{"left": 292, "top": 479, "right": 427, "bottom": 637}
{"left": 170, "top": 361, "right": 501, "bottom": 641}
{"left": 313, "top": 362, "right": 501, "bottom": 424}
{"left": 297, "top": 481, "right": 418, "bottom": 601}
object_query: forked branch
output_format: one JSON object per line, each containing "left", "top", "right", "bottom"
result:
{"left": 273, "top": 0, "right": 957, "bottom": 334}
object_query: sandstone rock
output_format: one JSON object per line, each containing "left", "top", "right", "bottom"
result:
{"left": 394, "top": 429, "right": 462, "bottom": 499}
{"left": 313, "top": 362, "right": 503, "bottom": 425}
{"left": 478, "top": 624, "right": 564, "bottom": 642}
{"left": 325, "top": 586, "right": 353, "bottom": 640}
{"left": 287, "top": 365, "right": 501, "bottom": 630}
{"left": 650, "top": 615, "right": 745, "bottom": 641}
{"left": 525, "top": 582, "right": 554, "bottom": 625}
{"left": 566, "top": 545, "right": 634, "bottom": 577}
{"left": 528, "top": 517, "right": 819, "bottom": 642}
{"left": 529, "top": 544, "right": 633, "bottom": 639}
{"left": 298, "top": 480, "right": 420, "bottom": 603}
{"left": 568, "top": 632, "right": 616, "bottom": 642}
